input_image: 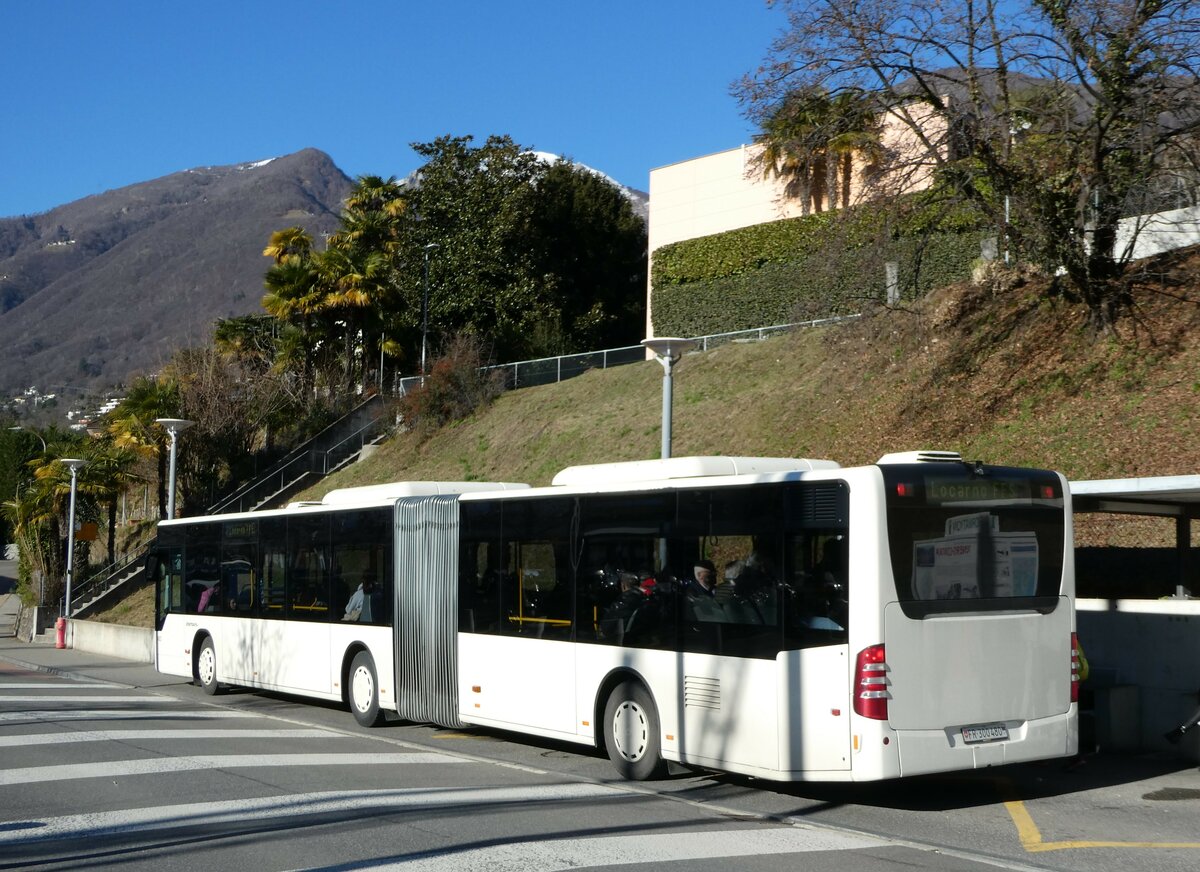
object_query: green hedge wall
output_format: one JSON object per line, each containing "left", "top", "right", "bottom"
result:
{"left": 651, "top": 206, "right": 985, "bottom": 337}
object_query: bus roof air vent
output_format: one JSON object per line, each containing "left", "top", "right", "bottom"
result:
{"left": 552, "top": 456, "right": 840, "bottom": 487}
{"left": 877, "top": 450, "right": 964, "bottom": 465}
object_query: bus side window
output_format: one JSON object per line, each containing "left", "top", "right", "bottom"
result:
{"left": 184, "top": 523, "right": 220, "bottom": 615}
{"left": 678, "top": 487, "right": 786, "bottom": 659}
{"left": 499, "top": 497, "right": 573, "bottom": 640}
{"left": 288, "top": 515, "right": 330, "bottom": 621}
{"left": 260, "top": 518, "right": 287, "bottom": 618}
{"left": 577, "top": 492, "right": 677, "bottom": 651}
{"left": 783, "top": 531, "right": 849, "bottom": 647}
{"left": 152, "top": 544, "right": 184, "bottom": 620}
{"left": 460, "top": 503, "right": 503, "bottom": 635}
{"left": 330, "top": 508, "right": 389, "bottom": 625}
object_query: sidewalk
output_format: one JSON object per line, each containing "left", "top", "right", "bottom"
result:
{"left": 0, "top": 558, "right": 19, "bottom": 639}
{"left": 0, "top": 591, "right": 168, "bottom": 688}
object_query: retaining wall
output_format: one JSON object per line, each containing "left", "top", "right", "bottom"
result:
{"left": 67, "top": 618, "right": 155, "bottom": 664}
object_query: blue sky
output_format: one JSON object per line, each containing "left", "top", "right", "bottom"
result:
{"left": 0, "top": 1, "right": 784, "bottom": 218}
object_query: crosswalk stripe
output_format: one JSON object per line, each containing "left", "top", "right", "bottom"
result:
{"left": 0, "top": 695, "right": 178, "bottom": 703}
{"left": 0, "top": 752, "right": 468, "bottom": 786}
{"left": 0, "top": 709, "right": 263, "bottom": 723}
{"left": 365, "top": 827, "right": 889, "bottom": 871}
{"left": 0, "top": 683, "right": 111, "bottom": 689}
{"left": 0, "top": 728, "right": 342, "bottom": 747}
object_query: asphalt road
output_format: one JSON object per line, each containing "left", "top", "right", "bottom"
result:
{"left": 1, "top": 637, "right": 1198, "bottom": 871}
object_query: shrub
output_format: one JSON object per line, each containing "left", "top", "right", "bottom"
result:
{"left": 397, "top": 334, "right": 507, "bottom": 439}
{"left": 651, "top": 199, "right": 986, "bottom": 337}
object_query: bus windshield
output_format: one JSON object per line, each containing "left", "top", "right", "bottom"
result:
{"left": 880, "top": 464, "right": 1065, "bottom": 616}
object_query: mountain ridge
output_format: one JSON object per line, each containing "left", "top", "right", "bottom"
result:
{"left": 0, "top": 149, "right": 353, "bottom": 395}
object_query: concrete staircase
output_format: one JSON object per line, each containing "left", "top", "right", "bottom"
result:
{"left": 207, "top": 394, "right": 386, "bottom": 514}
{"left": 70, "top": 552, "right": 148, "bottom": 619}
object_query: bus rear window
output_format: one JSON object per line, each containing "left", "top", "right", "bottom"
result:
{"left": 881, "top": 465, "right": 1065, "bottom": 616}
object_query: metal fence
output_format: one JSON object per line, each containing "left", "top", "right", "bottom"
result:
{"left": 395, "top": 316, "right": 859, "bottom": 396}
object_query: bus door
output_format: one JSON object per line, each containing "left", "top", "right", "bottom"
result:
{"left": 674, "top": 486, "right": 853, "bottom": 774}
{"left": 217, "top": 520, "right": 260, "bottom": 684}
{"left": 456, "top": 497, "right": 576, "bottom": 735}
{"left": 150, "top": 527, "right": 185, "bottom": 674}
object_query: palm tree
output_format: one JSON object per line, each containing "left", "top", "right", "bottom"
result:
{"left": 324, "top": 176, "right": 409, "bottom": 392}
{"left": 757, "top": 89, "right": 832, "bottom": 214}
{"left": 315, "top": 244, "right": 392, "bottom": 397}
{"left": 825, "top": 90, "right": 884, "bottom": 210}
{"left": 81, "top": 437, "right": 143, "bottom": 565}
{"left": 263, "top": 231, "right": 330, "bottom": 399}
{"left": 757, "top": 88, "right": 883, "bottom": 213}
{"left": 1, "top": 483, "right": 58, "bottom": 605}
{"left": 263, "top": 225, "right": 315, "bottom": 265}
{"left": 332, "top": 175, "right": 407, "bottom": 254}
{"left": 15, "top": 447, "right": 95, "bottom": 607}
{"left": 107, "top": 377, "right": 182, "bottom": 520}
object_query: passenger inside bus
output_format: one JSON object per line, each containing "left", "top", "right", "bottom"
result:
{"left": 598, "top": 570, "right": 648, "bottom": 643}
{"left": 801, "top": 536, "right": 848, "bottom": 630}
{"left": 342, "top": 572, "right": 379, "bottom": 622}
{"left": 685, "top": 560, "right": 718, "bottom": 597}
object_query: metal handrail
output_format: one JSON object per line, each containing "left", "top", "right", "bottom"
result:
{"left": 322, "top": 416, "right": 386, "bottom": 475}
{"left": 70, "top": 544, "right": 150, "bottom": 612}
{"left": 207, "top": 394, "right": 385, "bottom": 514}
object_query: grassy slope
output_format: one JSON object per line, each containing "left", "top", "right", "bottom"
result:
{"left": 307, "top": 256, "right": 1200, "bottom": 497}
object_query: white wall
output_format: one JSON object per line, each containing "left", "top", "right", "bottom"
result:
{"left": 1117, "top": 204, "right": 1200, "bottom": 261}
{"left": 69, "top": 619, "right": 155, "bottom": 664}
{"left": 1076, "top": 598, "right": 1200, "bottom": 761}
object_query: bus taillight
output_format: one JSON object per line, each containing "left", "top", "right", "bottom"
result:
{"left": 1070, "top": 632, "right": 1081, "bottom": 703}
{"left": 854, "top": 644, "right": 890, "bottom": 720}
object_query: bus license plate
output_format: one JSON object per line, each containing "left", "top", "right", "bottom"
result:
{"left": 962, "top": 723, "right": 1008, "bottom": 744}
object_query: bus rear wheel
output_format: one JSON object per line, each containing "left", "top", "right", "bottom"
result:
{"left": 349, "top": 651, "right": 384, "bottom": 727}
{"left": 603, "top": 680, "right": 667, "bottom": 780}
{"left": 196, "top": 637, "right": 219, "bottom": 696}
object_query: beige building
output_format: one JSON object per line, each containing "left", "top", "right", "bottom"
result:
{"left": 645, "top": 104, "right": 948, "bottom": 339}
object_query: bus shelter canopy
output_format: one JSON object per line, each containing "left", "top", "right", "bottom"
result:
{"left": 1070, "top": 476, "right": 1200, "bottom": 518}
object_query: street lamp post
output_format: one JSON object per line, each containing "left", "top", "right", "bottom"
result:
{"left": 155, "top": 418, "right": 194, "bottom": 519}
{"left": 8, "top": 425, "right": 47, "bottom": 453}
{"left": 421, "top": 243, "right": 440, "bottom": 379}
{"left": 641, "top": 337, "right": 696, "bottom": 460}
{"left": 60, "top": 458, "right": 86, "bottom": 619}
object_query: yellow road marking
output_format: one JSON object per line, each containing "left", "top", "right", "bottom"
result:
{"left": 1000, "top": 783, "right": 1200, "bottom": 852}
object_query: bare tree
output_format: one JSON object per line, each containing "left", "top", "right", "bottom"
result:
{"left": 168, "top": 346, "right": 292, "bottom": 514}
{"left": 741, "top": 0, "right": 1200, "bottom": 328}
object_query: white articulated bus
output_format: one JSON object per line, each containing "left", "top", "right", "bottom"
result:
{"left": 152, "top": 451, "right": 1079, "bottom": 781}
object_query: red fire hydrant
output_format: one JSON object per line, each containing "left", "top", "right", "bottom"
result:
{"left": 54, "top": 617, "right": 66, "bottom": 649}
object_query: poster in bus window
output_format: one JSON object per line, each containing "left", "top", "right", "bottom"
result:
{"left": 912, "top": 513, "right": 1039, "bottom": 599}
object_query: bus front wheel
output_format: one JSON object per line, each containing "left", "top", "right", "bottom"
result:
{"left": 196, "top": 637, "right": 219, "bottom": 696}
{"left": 603, "top": 680, "right": 667, "bottom": 780}
{"left": 349, "top": 651, "right": 384, "bottom": 727}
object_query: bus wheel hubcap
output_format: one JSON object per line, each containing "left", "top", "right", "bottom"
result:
{"left": 612, "top": 701, "right": 647, "bottom": 762}
{"left": 199, "top": 649, "right": 214, "bottom": 684}
{"left": 352, "top": 667, "right": 373, "bottom": 712}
